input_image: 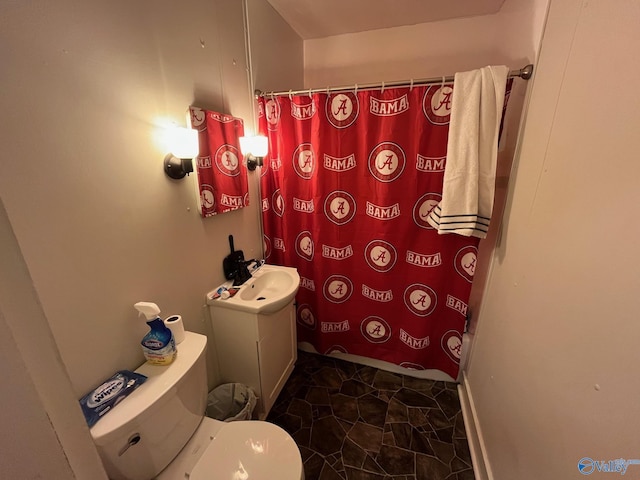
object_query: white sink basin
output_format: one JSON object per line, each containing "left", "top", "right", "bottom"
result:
{"left": 208, "top": 265, "right": 300, "bottom": 314}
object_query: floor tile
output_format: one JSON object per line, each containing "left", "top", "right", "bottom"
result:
{"left": 375, "top": 444, "right": 415, "bottom": 475}
{"left": 347, "top": 422, "right": 384, "bottom": 453}
{"left": 357, "top": 394, "right": 388, "bottom": 427}
{"left": 310, "top": 416, "right": 346, "bottom": 456}
{"left": 266, "top": 350, "right": 475, "bottom": 480}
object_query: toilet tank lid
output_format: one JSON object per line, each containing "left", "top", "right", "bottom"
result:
{"left": 90, "top": 331, "right": 207, "bottom": 444}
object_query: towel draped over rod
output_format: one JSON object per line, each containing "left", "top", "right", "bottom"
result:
{"left": 256, "top": 64, "right": 533, "bottom": 98}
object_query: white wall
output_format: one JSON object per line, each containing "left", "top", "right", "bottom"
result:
{"left": 304, "top": 0, "right": 547, "bottom": 89}
{"left": 466, "top": 0, "right": 640, "bottom": 478}
{"left": 1, "top": 0, "right": 261, "bottom": 397}
{"left": 304, "top": 16, "right": 499, "bottom": 88}
{"left": 0, "top": 311, "right": 79, "bottom": 480}
{"left": 466, "top": 0, "right": 549, "bottom": 337}
{"left": 0, "top": 0, "right": 302, "bottom": 476}
{"left": 0, "top": 199, "right": 106, "bottom": 479}
{"left": 247, "top": 0, "right": 304, "bottom": 93}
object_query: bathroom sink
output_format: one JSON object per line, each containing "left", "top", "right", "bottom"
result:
{"left": 208, "top": 265, "right": 300, "bottom": 314}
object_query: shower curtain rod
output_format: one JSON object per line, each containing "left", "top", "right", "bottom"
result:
{"left": 257, "top": 64, "right": 534, "bottom": 98}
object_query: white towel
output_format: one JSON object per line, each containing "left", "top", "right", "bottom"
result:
{"left": 426, "top": 65, "right": 509, "bottom": 238}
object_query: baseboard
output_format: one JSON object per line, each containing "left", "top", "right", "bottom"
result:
{"left": 458, "top": 372, "right": 493, "bottom": 480}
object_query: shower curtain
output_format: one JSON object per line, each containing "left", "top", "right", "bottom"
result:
{"left": 258, "top": 80, "right": 511, "bottom": 379}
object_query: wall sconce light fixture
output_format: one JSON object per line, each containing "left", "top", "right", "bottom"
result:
{"left": 239, "top": 135, "right": 268, "bottom": 171}
{"left": 163, "top": 127, "right": 199, "bottom": 180}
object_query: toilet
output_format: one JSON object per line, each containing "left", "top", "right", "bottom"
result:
{"left": 89, "top": 332, "right": 304, "bottom": 480}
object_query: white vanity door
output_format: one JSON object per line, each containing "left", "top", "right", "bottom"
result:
{"left": 256, "top": 300, "right": 297, "bottom": 416}
{"left": 210, "top": 299, "right": 297, "bottom": 419}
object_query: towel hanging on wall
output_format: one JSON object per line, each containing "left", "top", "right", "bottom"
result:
{"left": 426, "top": 65, "right": 509, "bottom": 238}
{"left": 188, "top": 107, "right": 249, "bottom": 217}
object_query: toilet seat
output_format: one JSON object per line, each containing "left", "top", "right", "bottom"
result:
{"left": 190, "top": 421, "right": 303, "bottom": 480}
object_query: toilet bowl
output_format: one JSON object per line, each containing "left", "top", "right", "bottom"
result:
{"left": 157, "top": 416, "right": 302, "bottom": 480}
{"left": 89, "top": 332, "right": 303, "bottom": 480}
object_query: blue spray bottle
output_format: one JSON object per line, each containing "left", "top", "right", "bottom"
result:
{"left": 134, "top": 302, "right": 177, "bottom": 366}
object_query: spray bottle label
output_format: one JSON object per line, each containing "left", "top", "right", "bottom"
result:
{"left": 142, "top": 337, "right": 177, "bottom": 365}
{"left": 140, "top": 318, "right": 177, "bottom": 365}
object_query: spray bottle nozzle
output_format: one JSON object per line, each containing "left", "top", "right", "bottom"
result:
{"left": 134, "top": 301, "right": 161, "bottom": 321}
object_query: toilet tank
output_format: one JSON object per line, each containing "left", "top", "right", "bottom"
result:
{"left": 90, "top": 332, "right": 208, "bottom": 480}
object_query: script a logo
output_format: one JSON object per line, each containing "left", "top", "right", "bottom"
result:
{"left": 293, "top": 143, "right": 316, "bottom": 179}
{"left": 360, "top": 316, "right": 391, "bottom": 344}
{"left": 200, "top": 184, "right": 216, "bottom": 216}
{"left": 441, "top": 330, "right": 463, "bottom": 363}
{"left": 263, "top": 235, "right": 272, "bottom": 259}
{"left": 324, "top": 190, "right": 356, "bottom": 226}
{"left": 214, "top": 145, "right": 241, "bottom": 177}
{"left": 297, "top": 304, "right": 316, "bottom": 330}
{"left": 413, "top": 193, "right": 442, "bottom": 229}
{"left": 422, "top": 84, "right": 453, "bottom": 125}
{"left": 403, "top": 284, "right": 437, "bottom": 317}
{"left": 454, "top": 246, "right": 478, "bottom": 283}
{"left": 323, "top": 275, "right": 353, "bottom": 304}
{"left": 368, "top": 142, "right": 406, "bottom": 183}
{"left": 295, "top": 231, "right": 314, "bottom": 261}
{"left": 364, "top": 240, "right": 397, "bottom": 273}
{"left": 326, "top": 92, "right": 359, "bottom": 129}
{"left": 272, "top": 189, "right": 285, "bottom": 217}
{"left": 265, "top": 98, "right": 281, "bottom": 130}
{"left": 190, "top": 107, "right": 206, "bottom": 130}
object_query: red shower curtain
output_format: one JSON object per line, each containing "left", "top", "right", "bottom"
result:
{"left": 258, "top": 81, "right": 511, "bottom": 379}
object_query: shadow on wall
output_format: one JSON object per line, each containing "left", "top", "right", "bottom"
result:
{"left": 304, "top": 53, "right": 505, "bottom": 89}
{"left": 466, "top": 72, "right": 530, "bottom": 335}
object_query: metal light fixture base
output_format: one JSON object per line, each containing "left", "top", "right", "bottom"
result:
{"left": 246, "top": 155, "right": 264, "bottom": 171}
{"left": 164, "top": 154, "right": 194, "bottom": 179}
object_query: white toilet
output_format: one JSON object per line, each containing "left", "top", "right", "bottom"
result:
{"left": 89, "top": 332, "right": 304, "bottom": 480}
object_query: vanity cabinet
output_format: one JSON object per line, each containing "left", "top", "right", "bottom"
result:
{"left": 209, "top": 300, "right": 297, "bottom": 419}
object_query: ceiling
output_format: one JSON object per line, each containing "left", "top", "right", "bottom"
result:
{"left": 265, "top": 0, "right": 506, "bottom": 39}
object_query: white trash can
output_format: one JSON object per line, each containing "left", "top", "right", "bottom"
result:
{"left": 206, "top": 383, "right": 257, "bottom": 422}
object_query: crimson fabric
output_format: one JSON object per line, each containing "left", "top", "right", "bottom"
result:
{"left": 189, "top": 107, "right": 249, "bottom": 217}
{"left": 258, "top": 82, "right": 511, "bottom": 379}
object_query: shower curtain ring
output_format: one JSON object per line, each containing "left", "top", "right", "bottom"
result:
{"left": 381, "top": 81, "right": 385, "bottom": 93}
{"left": 308, "top": 88, "right": 312, "bottom": 98}
{"left": 288, "top": 90, "right": 293, "bottom": 100}
{"left": 354, "top": 84, "right": 358, "bottom": 95}
{"left": 409, "top": 78, "right": 414, "bottom": 91}
{"left": 326, "top": 86, "right": 330, "bottom": 96}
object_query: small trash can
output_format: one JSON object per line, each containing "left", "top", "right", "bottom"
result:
{"left": 206, "top": 383, "right": 257, "bottom": 422}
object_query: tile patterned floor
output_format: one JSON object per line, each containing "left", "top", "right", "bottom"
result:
{"left": 266, "top": 351, "right": 475, "bottom": 480}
